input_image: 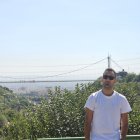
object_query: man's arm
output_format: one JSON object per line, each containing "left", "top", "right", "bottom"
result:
{"left": 120, "top": 113, "right": 129, "bottom": 140}
{"left": 84, "top": 107, "right": 93, "bottom": 140}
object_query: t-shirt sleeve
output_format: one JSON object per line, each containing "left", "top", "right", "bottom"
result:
{"left": 120, "top": 96, "right": 132, "bottom": 113}
{"left": 84, "top": 94, "right": 96, "bottom": 111}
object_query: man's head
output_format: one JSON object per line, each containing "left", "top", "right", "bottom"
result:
{"left": 103, "top": 68, "right": 116, "bottom": 79}
{"left": 102, "top": 68, "right": 116, "bottom": 89}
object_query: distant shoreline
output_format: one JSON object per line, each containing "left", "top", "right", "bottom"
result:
{"left": 0, "top": 81, "right": 92, "bottom": 94}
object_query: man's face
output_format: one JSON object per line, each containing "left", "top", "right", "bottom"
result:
{"left": 102, "top": 70, "right": 116, "bottom": 89}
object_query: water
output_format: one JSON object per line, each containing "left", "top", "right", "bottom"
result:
{"left": 0, "top": 81, "right": 92, "bottom": 94}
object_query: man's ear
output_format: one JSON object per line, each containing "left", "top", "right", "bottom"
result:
{"left": 114, "top": 79, "right": 117, "bottom": 84}
{"left": 100, "top": 77, "right": 103, "bottom": 85}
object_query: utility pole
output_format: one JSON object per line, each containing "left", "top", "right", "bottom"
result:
{"left": 107, "top": 55, "right": 111, "bottom": 68}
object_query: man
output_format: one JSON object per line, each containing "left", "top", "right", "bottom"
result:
{"left": 84, "top": 68, "right": 132, "bottom": 140}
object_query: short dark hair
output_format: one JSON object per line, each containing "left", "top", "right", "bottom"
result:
{"left": 103, "top": 68, "right": 116, "bottom": 78}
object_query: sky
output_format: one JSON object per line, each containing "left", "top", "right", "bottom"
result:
{"left": 0, "top": 0, "right": 140, "bottom": 81}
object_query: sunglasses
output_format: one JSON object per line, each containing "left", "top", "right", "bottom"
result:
{"left": 103, "top": 75, "right": 115, "bottom": 80}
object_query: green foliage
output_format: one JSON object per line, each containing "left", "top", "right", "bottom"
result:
{"left": 2, "top": 113, "right": 30, "bottom": 140}
{"left": 0, "top": 114, "right": 8, "bottom": 128}
{"left": 119, "top": 73, "right": 140, "bottom": 82}
{"left": 115, "top": 82, "right": 140, "bottom": 134}
{"left": 0, "top": 86, "right": 33, "bottom": 139}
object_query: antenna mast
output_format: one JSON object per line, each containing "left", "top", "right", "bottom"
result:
{"left": 108, "top": 55, "right": 111, "bottom": 68}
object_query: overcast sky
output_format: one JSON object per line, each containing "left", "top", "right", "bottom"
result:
{"left": 0, "top": 0, "right": 140, "bottom": 80}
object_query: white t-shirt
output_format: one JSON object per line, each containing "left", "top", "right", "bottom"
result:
{"left": 84, "top": 90, "right": 132, "bottom": 140}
